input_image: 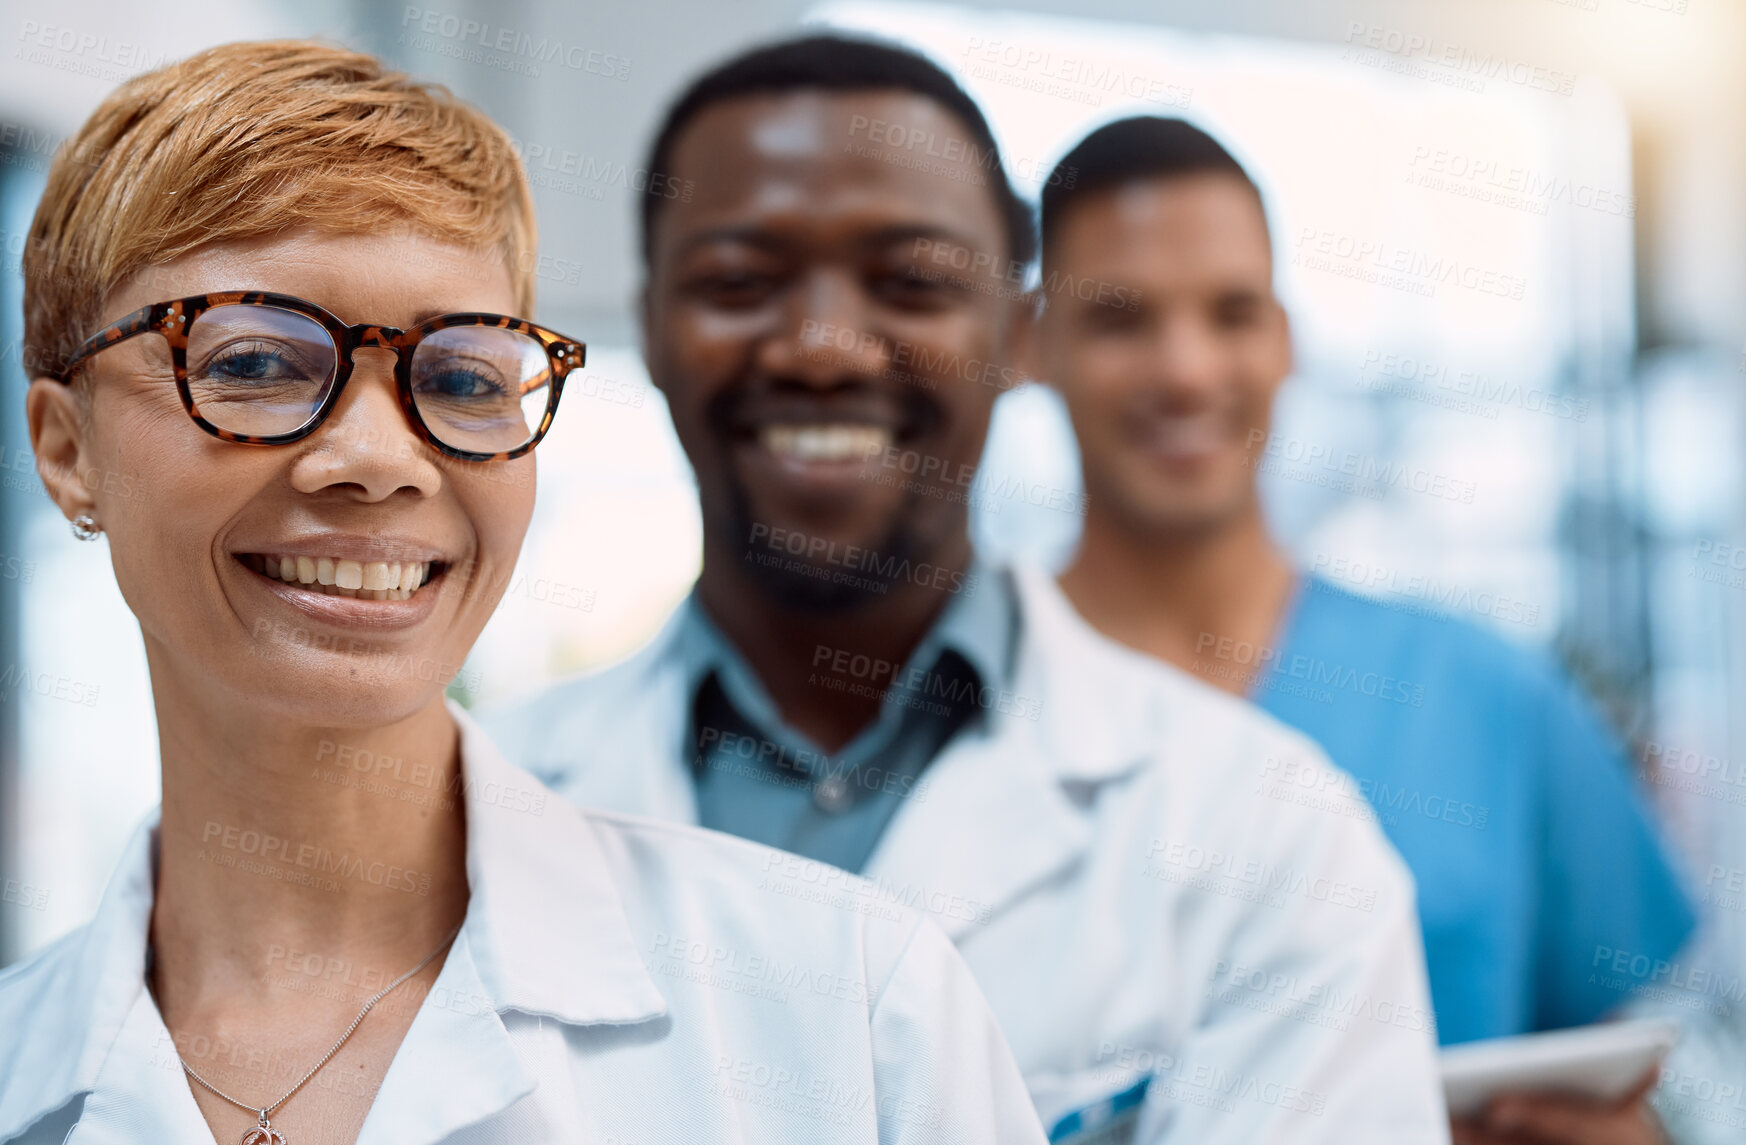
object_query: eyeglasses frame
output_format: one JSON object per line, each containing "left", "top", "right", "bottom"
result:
{"left": 50, "top": 290, "right": 585, "bottom": 462}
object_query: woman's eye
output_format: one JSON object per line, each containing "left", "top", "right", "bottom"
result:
{"left": 203, "top": 343, "right": 310, "bottom": 382}
{"left": 416, "top": 367, "right": 507, "bottom": 399}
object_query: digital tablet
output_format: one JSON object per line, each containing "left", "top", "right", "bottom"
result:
{"left": 1441, "top": 1017, "right": 1680, "bottom": 1119}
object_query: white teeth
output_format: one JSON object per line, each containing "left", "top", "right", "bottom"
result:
{"left": 252, "top": 554, "right": 436, "bottom": 600}
{"left": 760, "top": 423, "right": 892, "bottom": 463}
{"left": 1146, "top": 414, "right": 1224, "bottom": 459}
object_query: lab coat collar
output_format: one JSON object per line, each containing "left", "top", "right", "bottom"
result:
{"left": 859, "top": 566, "right": 1159, "bottom": 939}
{"left": 0, "top": 813, "right": 156, "bottom": 1142}
{"left": 0, "top": 709, "right": 665, "bottom": 1142}
{"left": 1009, "top": 564, "right": 1163, "bottom": 782}
{"left": 451, "top": 703, "right": 667, "bottom": 1027}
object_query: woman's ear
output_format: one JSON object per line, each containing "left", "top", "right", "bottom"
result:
{"left": 25, "top": 375, "right": 98, "bottom": 524}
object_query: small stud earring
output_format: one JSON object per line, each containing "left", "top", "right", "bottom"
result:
{"left": 70, "top": 514, "right": 102, "bottom": 541}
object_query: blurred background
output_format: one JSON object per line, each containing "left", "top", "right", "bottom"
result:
{"left": 0, "top": 0, "right": 1740, "bottom": 1077}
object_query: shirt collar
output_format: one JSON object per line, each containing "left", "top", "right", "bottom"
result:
{"left": 0, "top": 706, "right": 665, "bottom": 1140}
{"left": 677, "top": 559, "right": 1019, "bottom": 730}
{"left": 911, "top": 562, "right": 1017, "bottom": 698}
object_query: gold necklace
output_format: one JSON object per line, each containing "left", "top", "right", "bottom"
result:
{"left": 174, "top": 924, "right": 462, "bottom": 1145}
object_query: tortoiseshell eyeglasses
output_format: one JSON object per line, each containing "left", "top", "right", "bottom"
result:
{"left": 52, "top": 291, "right": 585, "bottom": 462}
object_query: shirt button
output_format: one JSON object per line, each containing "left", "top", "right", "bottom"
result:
{"left": 813, "top": 773, "right": 853, "bottom": 814}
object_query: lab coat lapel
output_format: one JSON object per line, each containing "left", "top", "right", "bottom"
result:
{"left": 353, "top": 713, "right": 670, "bottom": 1144}
{"left": 2, "top": 818, "right": 159, "bottom": 1143}
{"left": 65, "top": 991, "right": 216, "bottom": 1145}
{"left": 864, "top": 567, "right": 1160, "bottom": 941}
{"left": 864, "top": 722, "right": 1091, "bottom": 941}
{"left": 353, "top": 929, "right": 537, "bottom": 1145}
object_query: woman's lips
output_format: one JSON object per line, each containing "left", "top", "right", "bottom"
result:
{"left": 238, "top": 552, "right": 438, "bottom": 601}
{"left": 234, "top": 553, "right": 449, "bottom": 629}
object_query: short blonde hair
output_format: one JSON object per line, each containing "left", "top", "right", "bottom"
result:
{"left": 24, "top": 39, "right": 537, "bottom": 380}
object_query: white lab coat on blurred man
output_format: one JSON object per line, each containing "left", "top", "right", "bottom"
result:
{"left": 488, "top": 566, "right": 1451, "bottom": 1144}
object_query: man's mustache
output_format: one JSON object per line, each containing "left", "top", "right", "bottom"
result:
{"left": 703, "top": 378, "right": 943, "bottom": 444}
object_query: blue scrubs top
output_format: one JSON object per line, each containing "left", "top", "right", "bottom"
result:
{"left": 1253, "top": 576, "right": 1696, "bottom": 1045}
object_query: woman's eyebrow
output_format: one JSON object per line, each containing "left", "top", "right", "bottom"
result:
{"left": 406, "top": 306, "right": 482, "bottom": 325}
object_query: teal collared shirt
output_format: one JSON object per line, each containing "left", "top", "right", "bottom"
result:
{"left": 680, "top": 564, "right": 1018, "bottom": 873}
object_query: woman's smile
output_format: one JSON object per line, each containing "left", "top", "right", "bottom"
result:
{"left": 237, "top": 552, "right": 440, "bottom": 601}
{"left": 227, "top": 530, "right": 462, "bottom": 630}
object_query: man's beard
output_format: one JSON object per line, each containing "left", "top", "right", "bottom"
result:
{"left": 719, "top": 479, "right": 943, "bottom": 614}
{"left": 696, "top": 372, "right": 967, "bottom": 611}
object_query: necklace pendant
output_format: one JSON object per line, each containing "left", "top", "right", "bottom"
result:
{"left": 241, "top": 1112, "right": 287, "bottom": 1145}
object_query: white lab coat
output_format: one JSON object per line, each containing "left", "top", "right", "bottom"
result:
{"left": 487, "top": 565, "right": 1451, "bottom": 1144}
{"left": 0, "top": 707, "right": 1046, "bottom": 1145}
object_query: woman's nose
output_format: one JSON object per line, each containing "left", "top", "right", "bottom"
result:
{"left": 288, "top": 347, "right": 444, "bottom": 500}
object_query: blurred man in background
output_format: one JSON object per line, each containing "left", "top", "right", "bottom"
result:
{"left": 1027, "top": 114, "right": 1697, "bottom": 1145}
{"left": 490, "top": 35, "right": 1450, "bottom": 1144}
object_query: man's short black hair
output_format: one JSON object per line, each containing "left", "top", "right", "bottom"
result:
{"left": 1040, "top": 117, "right": 1263, "bottom": 258}
{"left": 640, "top": 33, "right": 1035, "bottom": 270}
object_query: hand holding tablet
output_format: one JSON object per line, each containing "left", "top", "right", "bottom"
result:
{"left": 1441, "top": 1016, "right": 1679, "bottom": 1118}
